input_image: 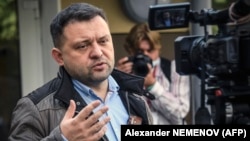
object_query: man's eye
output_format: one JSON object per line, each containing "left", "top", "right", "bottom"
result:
{"left": 99, "top": 39, "right": 108, "bottom": 45}
{"left": 147, "top": 49, "right": 153, "bottom": 52}
{"left": 77, "top": 44, "right": 88, "bottom": 49}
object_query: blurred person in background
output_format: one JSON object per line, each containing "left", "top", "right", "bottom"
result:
{"left": 162, "top": 11, "right": 172, "bottom": 27}
{"left": 116, "top": 23, "right": 191, "bottom": 125}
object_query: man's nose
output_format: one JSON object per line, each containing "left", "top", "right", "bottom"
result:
{"left": 90, "top": 43, "right": 103, "bottom": 58}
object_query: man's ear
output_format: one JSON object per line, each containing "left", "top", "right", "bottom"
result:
{"left": 51, "top": 48, "right": 64, "bottom": 66}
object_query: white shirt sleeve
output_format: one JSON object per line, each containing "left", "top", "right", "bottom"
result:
{"left": 148, "top": 60, "right": 191, "bottom": 124}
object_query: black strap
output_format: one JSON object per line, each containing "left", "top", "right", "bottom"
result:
{"left": 160, "top": 57, "right": 171, "bottom": 82}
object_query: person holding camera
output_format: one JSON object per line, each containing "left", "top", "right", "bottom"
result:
{"left": 116, "top": 23, "right": 191, "bottom": 125}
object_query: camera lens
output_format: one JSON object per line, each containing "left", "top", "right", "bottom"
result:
{"left": 133, "top": 60, "right": 149, "bottom": 77}
{"left": 130, "top": 54, "right": 152, "bottom": 77}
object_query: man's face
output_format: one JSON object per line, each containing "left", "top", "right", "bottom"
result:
{"left": 163, "top": 12, "right": 170, "bottom": 19}
{"left": 137, "top": 39, "right": 159, "bottom": 61}
{"left": 59, "top": 16, "right": 114, "bottom": 85}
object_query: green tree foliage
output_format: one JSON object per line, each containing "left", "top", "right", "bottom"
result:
{"left": 0, "top": 0, "right": 18, "bottom": 40}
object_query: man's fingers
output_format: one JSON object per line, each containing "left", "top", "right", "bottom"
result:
{"left": 76, "top": 100, "right": 102, "bottom": 121}
{"left": 87, "top": 125, "right": 108, "bottom": 141}
{"left": 63, "top": 100, "right": 76, "bottom": 120}
{"left": 60, "top": 100, "right": 109, "bottom": 141}
{"left": 118, "top": 62, "right": 133, "bottom": 73}
{"left": 117, "top": 56, "right": 129, "bottom": 65}
{"left": 85, "top": 106, "right": 109, "bottom": 127}
{"left": 89, "top": 115, "right": 110, "bottom": 134}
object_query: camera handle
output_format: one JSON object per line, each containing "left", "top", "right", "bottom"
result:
{"left": 194, "top": 47, "right": 211, "bottom": 124}
{"left": 195, "top": 17, "right": 212, "bottom": 124}
{"left": 194, "top": 44, "right": 211, "bottom": 125}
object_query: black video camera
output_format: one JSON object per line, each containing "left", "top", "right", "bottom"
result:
{"left": 148, "top": 1, "right": 250, "bottom": 124}
{"left": 128, "top": 53, "right": 153, "bottom": 77}
{"left": 148, "top": 2, "right": 250, "bottom": 77}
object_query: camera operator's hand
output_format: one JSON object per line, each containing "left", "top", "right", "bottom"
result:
{"left": 144, "top": 64, "right": 156, "bottom": 88}
{"left": 60, "top": 100, "right": 110, "bottom": 141}
{"left": 116, "top": 56, "right": 133, "bottom": 74}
